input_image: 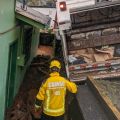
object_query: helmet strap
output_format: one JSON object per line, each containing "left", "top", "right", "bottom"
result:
{"left": 50, "top": 66, "right": 60, "bottom": 73}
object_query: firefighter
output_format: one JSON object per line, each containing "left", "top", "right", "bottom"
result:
{"left": 34, "top": 59, "right": 77, "bottom": 120}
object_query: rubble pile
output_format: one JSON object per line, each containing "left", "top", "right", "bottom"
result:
{"left": 36, "top": 45, "right": 53, "bottom": 57}
{"left": 5, "top": 55, "right": 50, "bottom": 120}
{"left": 68, "top": 46, "right": 115, "bottom": 65}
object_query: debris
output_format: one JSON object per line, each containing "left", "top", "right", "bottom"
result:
{"left": 94, "top": 46, "right": 114, "bottom": 61}
{"left": 68, "top": 55, "right": 78, "bottom": 63}
{"left": 68, "top": 46, "right": 115, "bottom": 64}
{"left": 5, "top": 55, "right": 50, "bottom": 120}
{"left": 36, "top": 45, "right": 53, "bottom": 57}
{"left": 68, "top": 54, "right": 86, "bottom": 65}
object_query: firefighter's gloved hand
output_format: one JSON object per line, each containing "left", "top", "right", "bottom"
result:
{"left": 32, "top": 105, "right": 42, "bottom": 119}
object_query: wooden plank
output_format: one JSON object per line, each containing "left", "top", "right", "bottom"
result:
{"left": 87, "top": 76, "right": 120, "bottom": 120}
{"left": 69, "top": 22, "right": 120, "bottom": 35}
{"left": 93, "top": 72, "right": 120, "bottom": 79}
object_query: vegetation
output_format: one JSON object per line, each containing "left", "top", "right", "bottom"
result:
{"left": 17, "top": 0, "right": 56, "bottom": 7}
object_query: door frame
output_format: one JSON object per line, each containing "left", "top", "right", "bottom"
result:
{"left": 5, "top": 40, "right": 18, "bottom": 108}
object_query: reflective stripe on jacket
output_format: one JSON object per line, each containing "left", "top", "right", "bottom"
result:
{"left": 36, "top": 72, "right": 77, "bottom": 116}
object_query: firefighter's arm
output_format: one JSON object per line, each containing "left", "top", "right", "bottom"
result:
{"left": 35, "top": 82, "right": 46, "bottom": 111}
{"left": 65, "top": 79, "right": 77, "bottom": 93}
{"left": 33, "top": 98, "right": 43, "bottom": 119}
{"left": 35, "top": 98, "right": 43, "bottom": 111}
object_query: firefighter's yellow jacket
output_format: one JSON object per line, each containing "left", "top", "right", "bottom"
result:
{"left": 36, "top": 72, "right": 77, "bottom": 116}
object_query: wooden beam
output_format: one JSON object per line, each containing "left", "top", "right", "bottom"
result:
{"left": 16, "top": 13, "right": 45, "bottom": 29}
{"left": 70, "top": 22, "right": 120, "bottom": 35}
{"left": 72, "top": 16, "right": 120, "bottom": 30}
{"left": 68, "top": 33, "right": 120, "bottom": 50}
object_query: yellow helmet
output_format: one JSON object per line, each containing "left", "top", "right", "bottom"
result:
{"left": 50, "top": 60, "right": 61, "bottom": 69}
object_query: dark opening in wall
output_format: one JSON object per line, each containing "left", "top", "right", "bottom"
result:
{"left": 97, "top": 0, "right": 111, "bottom": 3}
{"left": 39, "top": 33, "right": 54, "bottom": 46}
{"left": 23, "top": 25, "right": 33, "bottom": 64}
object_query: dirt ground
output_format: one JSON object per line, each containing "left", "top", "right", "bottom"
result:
{"left": 96, "top": 78, "right": 120, "bottom": 112}
{"left": 5, "top": 55, "right": 50, "bottom": 120}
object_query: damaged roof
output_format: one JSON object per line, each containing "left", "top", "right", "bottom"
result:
{"left": 16, "top": 2, "right": 51, "bottom": 28}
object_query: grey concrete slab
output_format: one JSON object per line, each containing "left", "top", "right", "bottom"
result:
{"left": 76, "top": 84, "right": 110, "bottom": 120}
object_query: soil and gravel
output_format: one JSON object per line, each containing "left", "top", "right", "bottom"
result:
{"left": 96, "top": 78, "right": 120, "bottom": 112}
{"left": 5, "top": 55, "right": 50, "bottom": 120}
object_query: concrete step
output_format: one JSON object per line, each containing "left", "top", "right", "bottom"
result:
{"left": 76, "top": 84, "right": 110, "bottom": 120}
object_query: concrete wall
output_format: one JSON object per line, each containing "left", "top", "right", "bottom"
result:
{"left": 0, "top": 0, "right": 17, "bottom": 119}
{"left": 0, "top": 31, "right": 19, "bottom": 120}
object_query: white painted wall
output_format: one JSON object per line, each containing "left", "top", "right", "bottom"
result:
{"left": 32, "top": 8, "right": 56, "bottom": 29}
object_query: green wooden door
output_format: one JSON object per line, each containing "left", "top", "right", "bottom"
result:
{"left": 6, "top": 41, "right": 18, "bottom": 108}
